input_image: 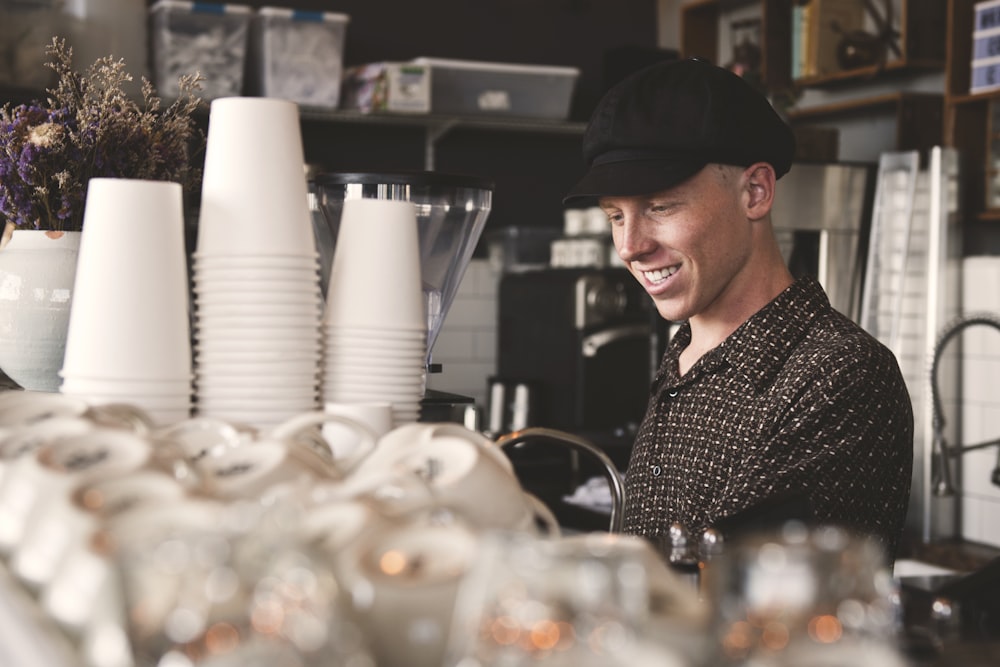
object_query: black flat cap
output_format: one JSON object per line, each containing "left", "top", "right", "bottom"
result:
{"left": 564, "top": 58, "right": 795, "bottom": 206}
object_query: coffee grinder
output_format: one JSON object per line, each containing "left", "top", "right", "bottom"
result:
{"left": 313, "top": 171, "right": 494, "bottom": 423}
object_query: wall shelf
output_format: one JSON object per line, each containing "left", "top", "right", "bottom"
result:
{"left": 681, "top": 0, "right": 944, "bottom": 95}
{"left": 297, "top": 109, "right": 587, "bottom": 170}
{"left": 786, "top": 91, "right": 943, "bottom": 159}
{"left": 945, "top": 0, "right": 1000, "bottom": 221}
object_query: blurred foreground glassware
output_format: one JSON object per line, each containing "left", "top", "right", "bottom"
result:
{"left": 701, "top": 521, "right": 906, "bottom": 667}
{"left": 115, "top": 500, "right": 373, "bottom": 667}
{"left": 446, "top": 531, "right": 707, "bottom": 667}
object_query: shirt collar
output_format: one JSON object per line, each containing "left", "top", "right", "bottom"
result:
{"left": 717, "top": 276, "right": 829, "bottom": 391}
{"left": 660, "top": 276, "right": 830, "bottom": 392}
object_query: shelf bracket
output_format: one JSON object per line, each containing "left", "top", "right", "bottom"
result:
{"left": 424, "top": 120, "right": 459, "bottom": 170}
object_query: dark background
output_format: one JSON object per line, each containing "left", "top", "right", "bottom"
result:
{"left": 243, "top": 0, "right": 667, "bottom": 242}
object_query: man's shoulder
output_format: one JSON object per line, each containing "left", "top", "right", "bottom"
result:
{"left": 793, "top": 306, "right": 907, "bottom": 386}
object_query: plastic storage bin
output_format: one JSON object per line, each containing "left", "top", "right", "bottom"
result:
{"left": 410, "top": 57, "right": 579, "bottom": 120}
{"left": 151, "top": 0, "right": 252, "bottom": 100}
{"left": 248, "top": 7, "right": 350, "bottom": 108}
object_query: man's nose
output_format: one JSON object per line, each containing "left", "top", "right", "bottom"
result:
{"left": 616, "top": 215, "right": 652, "bottom": 261}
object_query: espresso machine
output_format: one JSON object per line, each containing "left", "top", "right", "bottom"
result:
{"left": 495, "top": 265, "right": 661, "bottom": 470}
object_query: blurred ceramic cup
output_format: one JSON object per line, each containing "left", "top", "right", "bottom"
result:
{"left": 324, "top": 198, "right": 425, "bottom": 332}
{"left": 0, "top": 414, "right": 94, "bottom": 489}
{"left": 335, "top": 509, "right": 483, "bottom": 667}
{"left": 266, "top": 408, "right": 382, "bottom": 476}
{"left": 320, "top": 401, "right": 394, "bottom": 463}
{"left": 193, "top": 441, "right": 318, "bottom": 502}
{"left": 196, "top": 97, "right": 315, "bottom": 258}
{"left": 25, "top": 469, "right": 186, "bottom": 615}
{"left": 349, "top": 422, "right": 548, "bottom": 533}
{"left": 60, "top": 178, "right": 193, "bottom": 390}
{"left": 1, "top": 427, "right": 151, "bottom": 574}
{"left": 0, "top": 390, "right": 90, "bottom": 427}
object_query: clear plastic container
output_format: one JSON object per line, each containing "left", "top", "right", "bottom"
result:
{"left": 248, "top": 7, "right": 350, "bottom": 108}
{"left": 150, "top": 0, "right": 252, "bottom": 100}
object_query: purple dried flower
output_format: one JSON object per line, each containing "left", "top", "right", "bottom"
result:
{"left": 0, "top": 37, "right": 204, "bottom": 231}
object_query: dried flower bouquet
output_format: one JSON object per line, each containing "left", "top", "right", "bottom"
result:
{"left": 0, "top": 37, "right": 204, "bottom": 232}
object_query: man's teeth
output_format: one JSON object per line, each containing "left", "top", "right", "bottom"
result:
{"left": 644, "top": 266, "right": 678, "bottom": 283}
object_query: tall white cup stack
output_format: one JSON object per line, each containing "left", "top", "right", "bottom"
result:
{"left": 192, "top": 97, "right": 322, "bottom": 430}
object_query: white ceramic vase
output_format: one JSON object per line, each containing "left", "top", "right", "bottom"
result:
{"left": 0, "top": 228, "right": 81, "bottom": 392}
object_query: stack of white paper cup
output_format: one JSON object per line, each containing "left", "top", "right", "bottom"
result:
{"left": 192, "top": 97, "right": 322, "bottom": 430}
{"left": 59, "top": 179, "right": 193, "bottom": 426}
{"left": 322, "top": 198, "right": 427, "bottom": 427}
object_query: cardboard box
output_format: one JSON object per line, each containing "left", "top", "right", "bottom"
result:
{"left": 340, "top": 62, "right": 431, "bottom": 114}
{"left": 151, "top": 0, "right": 252, "bottom": 99}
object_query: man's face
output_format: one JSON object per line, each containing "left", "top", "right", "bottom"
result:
{"left": 599, "top": 164, "right": 754, "bottom": 323}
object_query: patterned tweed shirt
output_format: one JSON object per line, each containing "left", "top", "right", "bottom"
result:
{"left": 622, "top": 276, "right": 913, "bottom": 560}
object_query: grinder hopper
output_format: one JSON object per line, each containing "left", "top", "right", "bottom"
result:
{"left": 314, "top": 171, "right": 494, "bottom": 371}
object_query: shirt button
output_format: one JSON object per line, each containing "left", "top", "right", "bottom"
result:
{"left": 651, "top": 465, "right": 662, "bottom": 477}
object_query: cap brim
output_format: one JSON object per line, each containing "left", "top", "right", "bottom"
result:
{"left": 563, "top": 159, "right": 707, "bottom": 207}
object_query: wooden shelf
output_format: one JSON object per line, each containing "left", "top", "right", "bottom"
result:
{"left": 298, "top": 107, "right": 588, "bottom": 137}
{"left": 680, "top": 0, "right": 791, "bottom": 93}
{"left": 680, "top": 0, "right": 943, "bottom": 95}
{"left": 787, "top": 91, "right": 944, "bottom": 157}
{"left": 791, "top": 57, "right": 945, "bottom": 88}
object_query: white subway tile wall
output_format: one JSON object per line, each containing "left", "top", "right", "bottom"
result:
{"left": 424, "top": 259, "right": 499, "bottom": 409}
{"left": 959, "top": 256, "right": 1000, "bottom": 548}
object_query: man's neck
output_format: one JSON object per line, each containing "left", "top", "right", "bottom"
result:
{"left": 678, "top": 265, "right": 793, "bottom": 376}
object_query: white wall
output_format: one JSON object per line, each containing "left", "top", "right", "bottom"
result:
{"left": 424, "top": 259, "right": 499, "bottom": 411}
{"left": 957, "top": 257, "right": 1000, "bottom": 549}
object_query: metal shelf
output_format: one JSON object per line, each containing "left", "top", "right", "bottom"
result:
{"left": 296, "top": 108, "right": 587, "bottom": 170}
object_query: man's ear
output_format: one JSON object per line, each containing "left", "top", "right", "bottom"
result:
{"left": 743, "top": 162, "right": 776, "bottom": 221}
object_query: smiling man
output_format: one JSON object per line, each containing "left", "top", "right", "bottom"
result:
{"left": 564, "top": 58, "right": 914, "bottom": 562}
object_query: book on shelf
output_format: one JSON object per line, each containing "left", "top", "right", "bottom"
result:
{"left": 972, "top": 0, "right": 1000, "bottom": 94}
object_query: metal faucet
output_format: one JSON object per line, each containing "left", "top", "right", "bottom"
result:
{"left": 930, "top": 313, "right": 1000, "bottom": 496}
{"left": 495, "top": 427, "right": 626, "bottom": 532}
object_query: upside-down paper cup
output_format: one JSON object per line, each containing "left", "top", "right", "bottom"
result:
{"left": 324, "top": 198, "right": 425, "bottom": 331}
{"left": 61, "top": 178, "right": 192, "bottom": 383}
{"left": 196, "top": 97, "right": 315, "bottom": 258}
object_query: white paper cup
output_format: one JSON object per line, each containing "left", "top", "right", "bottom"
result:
{"left": 61, "top": 179, "right": 192, "bottom": 382}
{"left": 196, "top": 97, "right": 315, "bottom": 258}
{"left": 195, "top": 351, "right": 321, "bottom": 366}
{"left": 192, "top": 252, "right": 319, "bottom": 268}
{"left": 325, "top": 198, "right": 426, "bottom": 331}
{"left": 191, "top": 279, "right": 321, "bottom": 295}
{"left": 195, "top": 289, "right": 322, "bottom": 304}
{"left": 325, "top": 325, "right": 428, "bottom": 340}
{"left": 58, "top": 377, "right": 193, "bottom": 397}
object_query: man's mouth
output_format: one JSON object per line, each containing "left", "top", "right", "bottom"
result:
{"left": 643, "top": 265, "right": 679, "bottom": 284}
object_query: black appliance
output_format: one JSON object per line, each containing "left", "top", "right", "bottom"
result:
{"left": 496, "top": 267, "right": 660, "bottom": 451}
